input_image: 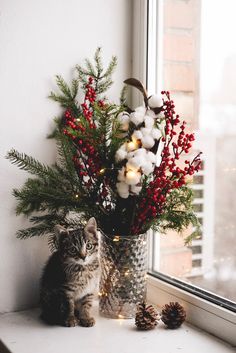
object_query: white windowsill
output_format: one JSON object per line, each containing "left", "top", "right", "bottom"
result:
{"left": 147, "top": 276, "right": 236, "bottom": 346}
{"left": 0, "top": 303, "right": 234, "bottom": 353}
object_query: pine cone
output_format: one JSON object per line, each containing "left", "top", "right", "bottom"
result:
{"left": 135, "top": 302, "right": 159, "bottom": 330}
{"left": 161, "top": 302, "right": 186, "bottom": 329}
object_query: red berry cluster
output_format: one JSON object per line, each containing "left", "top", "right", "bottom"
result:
{"left": 63, "top": 109, "right": 86, "bottom": 139}
{"left": 72, "top": 139, "right": 100, "bottom": 179}
{"left": 85, "top": 77, "right": 96, "bottom": 103}
{"left": 80, "top": 77, "right": 96, "bottom": 129}
{"left": 62, "top": 77, "right": 112, "bottom": 211}
{"left": 132, "top": 91, "right": 202, "bottom": 234}
{"left": 98, "top": 100, "right": 106, "bottom": 108}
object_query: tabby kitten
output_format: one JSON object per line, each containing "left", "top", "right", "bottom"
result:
{"left": 40, "top": 217, "right": 99, "bottom": 327}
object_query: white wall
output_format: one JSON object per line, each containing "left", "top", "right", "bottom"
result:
{"left": 0, "top": 0, "right": 132, "bottom": 313}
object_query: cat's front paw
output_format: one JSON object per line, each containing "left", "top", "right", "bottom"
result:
{"left": 80, "top": 317, "right": 95, "bottom": 327}
{"left": 64, "top": 316, "right": 78, "bottom": 327}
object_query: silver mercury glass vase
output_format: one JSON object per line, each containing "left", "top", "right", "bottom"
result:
{"left": 99, "top": 232, "right": 148, "bottom": 319}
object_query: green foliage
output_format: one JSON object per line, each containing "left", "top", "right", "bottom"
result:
{"left": 76, "top": 47, "right": 117, "bottom": 96}
{"left": 48, "top": 75, "right": 79, "bottom": 111}
{"left": 6, "top": 131, "right": 103, "bottom": 239}
{"left": 146, "top": 186, "right": 201, "bottom": 245}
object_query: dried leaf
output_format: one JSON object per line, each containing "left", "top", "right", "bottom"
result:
{"left": 124, "top": 78, "right": 148, "bottom": 107}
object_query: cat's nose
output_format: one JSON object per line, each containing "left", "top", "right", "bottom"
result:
{"left": 80, "top": 252, "right": 86, "bottom": 260}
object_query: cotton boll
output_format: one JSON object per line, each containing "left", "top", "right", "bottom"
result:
{"left": 146, "top": 109, "right": 156, "bottom": 119}
{"left": 116, "top": 181, "right": 129, "bottom": 193}
{"left": 147, "top": 151, "right": 156, "bottom": 163}
{"left": 127, "top": 155, "right": 145, "bottom": 170}
{"left": 116, "top": 184, "right": 129, "bottom": 199}
{"left": 115, "top": 143, "right": 127, "bottom": 161}
{"left": 151, "top": 128, "right": 162, "bottom": 140}
{"left": 125, "top": 170, "right": 141, "bottom": 185}
{"left": 140, "top": 127, "right": 152, "bottom": 136}
{"left": 127, "top": 151, "right": 135, "bottom": 159}
{"left": 132, "top": 130, "right": 143, "bottom": 140}
{"left": 130, "top": 111, "right": 145, "bottom": 126}
{"left": 131, "top": 184, "right": 142, "bottom": 195}
{"left": 144, "top": 115, "right": 155, "bottom": 129}
{"left": 116, "top": 148, "right": 127, "bottom": 161}
{"left": 148, "top": 95, "right": 163, "bottom": 108}
{"left": 134, "top": 147, "right": 146, "bottom": 156}
{"left": 135, "top": 106, "right": 146, "bottom": 115}
{"left": 117, "top": 112, "right": 130, "bottom": 131}
{"left": 141, "top": 135, "right": 155, "bottom": 149}
{"left": 126, "top": 158, "right": 140, "bottom": 172}
{"left": 117, "top": 181, "right": 130, "bottom": 198}
{"left": 142, "top": 161, "right": 154, "bottom": 176}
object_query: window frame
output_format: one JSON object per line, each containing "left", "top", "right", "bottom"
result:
{"left": 132, "top": 0, "right": 236, "bottom": 346}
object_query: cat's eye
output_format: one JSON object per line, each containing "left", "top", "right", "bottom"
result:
{"left": 86, "top": 242, "right": 94, "bottom": 250}
{"left": 70, "top": 248, "right": 77, "bottom": 255}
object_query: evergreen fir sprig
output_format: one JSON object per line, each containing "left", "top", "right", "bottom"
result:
{"left": 6, "top": 149, "right": 59, "bottom": 181}
{"left": 49, "top": 75, "right": 79, "bottom": 111}
{"left": 147, "top": 186, "right": 201, "bottom": 245}
{"left": 76, "top": 47, "right": 117, "bottom": 96}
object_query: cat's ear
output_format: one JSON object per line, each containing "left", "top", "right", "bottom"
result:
{"left": 54, "top": 225, "right": 68, "bottom": 237}
{"left": 84, "top": 217, "right": 97, "bottom": 238}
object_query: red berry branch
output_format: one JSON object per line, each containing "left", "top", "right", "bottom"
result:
{"left": 132, "top": 91, "right": 202, "bottom": 234}
{"left": 62, "top": 77, "right": 112, "bottom": 214}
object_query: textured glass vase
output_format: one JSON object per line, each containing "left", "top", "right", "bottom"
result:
{"left": 99, "top": 232, "right": 148, "bottom": 319}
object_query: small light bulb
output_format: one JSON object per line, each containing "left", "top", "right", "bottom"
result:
{"left": 75, "top": 194, "right": 79, "bottom": 198}
{"left": 99, "top": 168, "right": 105, "bottom": 174}
{"left": 127, "top": 140, "right": 138, "bottom": 152}
{"left": 118, "top": 315, "right": 124, "bottom": 319}
{"left": 113, "top": 235, "right": 120, "bottom": 242}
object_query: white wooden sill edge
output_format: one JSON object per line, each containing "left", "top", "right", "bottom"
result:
{"left": 147, "top": 275, "right": 236, "bottom": 346}
{"left": 0, "top": 303, "right": 235, "bottom": 353}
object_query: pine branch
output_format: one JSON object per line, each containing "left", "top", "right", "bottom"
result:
{"left": 143, "top": 186, "right": 202, "bottom": 243}
{"left": 102, "top": 55, "right": 117, "bottom": 78}
{"left": 6, "top": 149, "right": 57, "bottom": 180}
{"left": 76, "top": 47, "right": 117, "bottom": 96}
{"left": 54, "top": 75, "right": 73, "bottom": 99}
{"left": 94, "top": 47, "right": 103, "bottom": 77}
{"left": 17, "top": 224, "right": 53, "bottom": 239}
{"left": 71, "top": 79, "right": 79, "bottom": 99}
{"left": 49, "top": 75, "right": 78, "bottom": 109}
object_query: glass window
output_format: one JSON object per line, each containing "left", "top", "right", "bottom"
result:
{"left": 148, "top": 0, "right": 236, "bottom": 306}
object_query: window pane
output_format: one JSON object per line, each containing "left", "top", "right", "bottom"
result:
{"left": 151, "top": 0, "right": 236, "bottom": 303}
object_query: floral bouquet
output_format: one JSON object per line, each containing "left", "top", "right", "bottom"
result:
{"left": 7, "top": 49, "right": 201, "bottom": 317}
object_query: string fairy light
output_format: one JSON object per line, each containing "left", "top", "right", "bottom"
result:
{"left": 113, "top": 235, "right": 120, "bottom": 242}
{"left": 99, "top": 168, "right": 106, "bottom": 174}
